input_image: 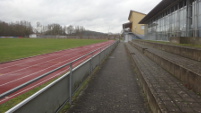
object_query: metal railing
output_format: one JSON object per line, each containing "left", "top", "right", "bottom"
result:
{"left": 6, "top": 40, "right": 118, "bottom": 113}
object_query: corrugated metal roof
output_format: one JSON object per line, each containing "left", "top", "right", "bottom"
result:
{"left": 139, "top": 0, "right": 181, "bottom": 24}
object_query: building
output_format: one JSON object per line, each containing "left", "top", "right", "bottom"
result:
{"left": 128, "top": 10, "right": 146, "bottom": 36}
{"left": 139, "top": 0, "right": 201, "bottom": 42}
{"left": 122, "top": 10, "right": 146, "bottom": 42}
{"left": 29, "top": 34, "right": 37, "bottom": 38}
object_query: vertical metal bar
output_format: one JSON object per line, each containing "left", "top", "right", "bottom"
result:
{"left": 99, "top": 48, "right": 101, "bottom": 65}
{"left": 192, "top": 1, "right": 195, "bottom": 37}
{"left": 104, "top": 48, "right": 106, "bottom": 58}
{"left": 89, "top": 52, "right": 93, "bottom": 73}
{"left": 198, "top": 0, "right": 200, "bottom": 37}
{"left": 69, "top": 63, "right": 73, "bottom": 104}
{"left": 195, "top": 0, "right": 199, "bottom": 37}
{"left": 186, "top": 0, "right": 191, "bottom": 37}
{"left": 178, "top": 3, "right": 180, "bottom": 37}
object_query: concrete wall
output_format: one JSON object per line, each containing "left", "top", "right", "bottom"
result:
{"left": 124, "top": 34, "right": 132, "bottom": 42}
{"left": 129, "top": 11, "right": 146, "bottom": 35}
{"left": 135, "top": 40, "right": 201, "bottom": 62}
{"left": 170, "top": 37, "right": 201, "bottom": 45}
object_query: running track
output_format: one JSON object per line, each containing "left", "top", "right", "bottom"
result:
{"left": 0, "top": 40, "right": 115, "bottom": 104}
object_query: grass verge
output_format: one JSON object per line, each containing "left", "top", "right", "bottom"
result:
{"left": 0, "top": 38, "right": 107, "bottom": 63}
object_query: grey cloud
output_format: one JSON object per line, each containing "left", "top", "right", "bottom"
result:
{"left": 0, "top": 0, "right": 161, "bottom": 33}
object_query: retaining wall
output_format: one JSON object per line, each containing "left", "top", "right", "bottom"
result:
{"left": 134, "top": 40, "right": 201, "bottom": 62}
{"left": 170, "top": 37, "right": 201, "bottom": 45}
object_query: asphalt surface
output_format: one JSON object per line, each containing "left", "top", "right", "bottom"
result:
{"left": 68, "top": 42, "right": 149, "bottom": 113}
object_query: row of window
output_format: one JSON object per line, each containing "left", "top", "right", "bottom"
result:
{"left": 145, "top": 0, "right": 201, "bottom": 41}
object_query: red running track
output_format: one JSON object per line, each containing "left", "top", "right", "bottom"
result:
{"left": 0, "top": 40, "right": 115, "bottom": 104}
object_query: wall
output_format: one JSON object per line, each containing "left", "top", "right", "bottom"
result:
{"left": 129, "top": 11, "right": 146, "bottom": 35}
{"left": 170, "top": 37, "right": 201, "bottom": 45}
{"left": 124, "top": 33, "right": 133, "bottom": 42}
{"left": 135, "top": 39, "right": 201, "bottom": 62}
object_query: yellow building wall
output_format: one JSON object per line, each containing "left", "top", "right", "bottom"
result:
{"left": 129, "top": 11, "right": 146, "bottom": 35}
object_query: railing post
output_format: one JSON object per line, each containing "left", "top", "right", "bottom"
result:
{"left": 89, "top": 53, "right": 93, "bottom": 73}
{"left": 99, "top": 48, "right": 101, "bottom": 65}
{"left": 69, "top": 63, "right": 73, "bottom": 104}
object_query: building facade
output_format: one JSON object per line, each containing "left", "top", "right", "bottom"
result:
{"left": 128, "top": 10, "right": 146, "bottom": 36}
{"left": 140, "top": 0, "right": 201, "bottom": 41}
{"left": 123, "top": 10, "right": 146, "bottom": 41}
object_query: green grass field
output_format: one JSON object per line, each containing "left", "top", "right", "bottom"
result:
{"left": 0, "top": 38, "right": 107, "bottom": 63}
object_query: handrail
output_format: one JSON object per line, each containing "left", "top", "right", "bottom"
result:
{"left": 0, "top": 45, "right": 108, "bottom": 100}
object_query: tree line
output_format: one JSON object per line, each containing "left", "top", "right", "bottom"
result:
{"left": 0, "top": 20, "right": 33, "bottom": 37}
{"left": 37, "top": 23, "right": 85, "bottom": 36}
{"left": 0, "top": 20, "right": 86, "bottom": 37}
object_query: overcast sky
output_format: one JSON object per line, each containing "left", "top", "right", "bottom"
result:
{"left": 0, "top": 0, "right": 161, "bottom": 33}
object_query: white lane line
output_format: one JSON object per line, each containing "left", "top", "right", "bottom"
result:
{"left": 0, "top": 49, "right": 88, "bottom": 75}
{"left": 0, "top": 44, "right": 100, "bottom": 71}
{"left": 0, "top": 48, "right": 96, "bottom": 87}
{"left": 0, "top": 53, "right": 83, "bottom": 86}
{"left": 0, "top": 48, "right": 82, "bottom": 70}
{"left": 0, "top": 45, "right": 101, "bottom": 86}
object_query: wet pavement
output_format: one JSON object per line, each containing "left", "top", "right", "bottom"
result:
{"left": 67, "top": 42, "right": 149, "bottom": 113}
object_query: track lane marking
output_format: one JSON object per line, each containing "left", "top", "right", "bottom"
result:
{"left": 0, "top": 53, "right": 85, "bottom": 87}
{"left": 0, "top": 43, "right": 104, "bottom": 71}
{"left": 0, "top": 48, "right": 85, "bottom": 70}
{"left": 0, "top": 44, "right": 104, "bottom": 87}
{"left": 0, "top": 49, "right": 91, "bottom": 75}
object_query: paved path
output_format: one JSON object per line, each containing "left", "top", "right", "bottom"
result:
{"left": 68, "top": 42, "right": 149, "bottom": 113}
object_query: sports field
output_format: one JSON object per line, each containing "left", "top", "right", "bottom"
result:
{"left": 0, "top": 39, "right": 112, "bottom": 112}
{"left": 0, "top": 38, "right": 107, "bottom": 63}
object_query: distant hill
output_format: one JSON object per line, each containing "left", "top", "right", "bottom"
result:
{"left": 82, "top": 30, "right": 107, "bottom": 36}
{"left": 68, "top": 30, "right": 107, "bottom": 36}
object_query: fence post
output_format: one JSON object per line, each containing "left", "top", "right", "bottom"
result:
{"left": 99, "top": 48, "right": 101, "bottom": 65}
{"left": 69, "top": 63, "right": 73, "bottom": 104}
{"left": 89, "top": 53, "right": 93, "bottom": 73}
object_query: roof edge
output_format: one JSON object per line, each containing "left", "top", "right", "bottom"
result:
{"left": 128, "top": 10, "right": 146, "bottom": 20}
{"left": 139, "top": 0, "right": 181, "bottom": 24}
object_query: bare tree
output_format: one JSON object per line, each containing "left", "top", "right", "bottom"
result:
{"left": 0, "top": 20, "right": 33, "bottom": 37}
{"left": 45, "top": 23, "right": 65, "bottom": 35}
{"left": 66, "top": 25, "right": 74, "bottom": 35}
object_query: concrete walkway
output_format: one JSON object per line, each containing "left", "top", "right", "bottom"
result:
{"left": 67, "top": 42, "right": 149, "bottom": 113}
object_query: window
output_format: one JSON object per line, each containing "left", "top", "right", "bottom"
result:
{"left": 141, "top": 25, "right": 145, "bottom": 30}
